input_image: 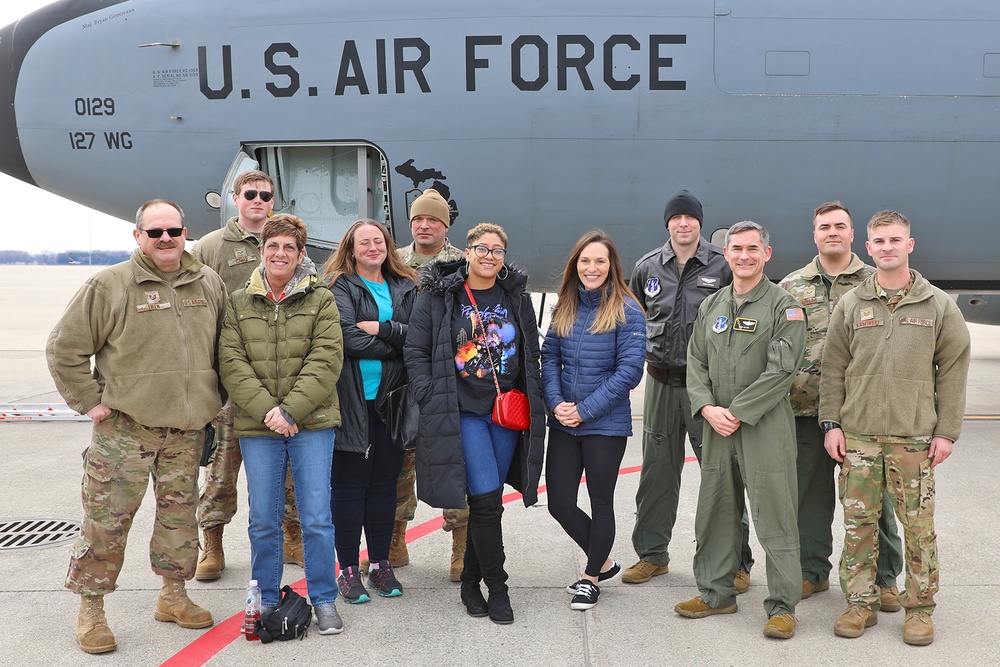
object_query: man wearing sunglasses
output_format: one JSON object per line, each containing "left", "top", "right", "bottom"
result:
{"left": 191, "top": 170, "right": 304, "bottom": 581}
{"left": 47, "top": 199, "right": 228, "bottom": 654}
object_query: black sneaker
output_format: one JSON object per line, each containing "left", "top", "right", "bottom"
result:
{"left": 338, "top": 565, "right": 371, "bottom": 604}
{"left": 570, "top": 580, "right": 600, "bottom": 611}
{"left": 368, "top": 560, "right": 403, "bottom": 597}
{"left": 565, "top": 560, "right": 622, "bottom": 593}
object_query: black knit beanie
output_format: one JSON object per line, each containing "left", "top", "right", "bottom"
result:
{"left": 663, "top": 190, "right": 703, "bottom": 228}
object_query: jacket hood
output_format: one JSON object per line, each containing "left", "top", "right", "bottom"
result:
{"left": 420, "top": 258, "right": 529, "bottom": 297}
{"left": 222, "top": 216, "right": 261, "bottom": 244}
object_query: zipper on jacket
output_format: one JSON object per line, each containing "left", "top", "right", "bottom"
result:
{"left": 169, "top": 281, "right": 194, "bottom": 428}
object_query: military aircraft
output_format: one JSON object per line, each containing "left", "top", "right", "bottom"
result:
{"left": 1, "top": 0, "right": 998, "bottom": 322}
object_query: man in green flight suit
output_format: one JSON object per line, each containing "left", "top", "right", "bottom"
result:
{"left": 675, "top": 221, "right": 806, "bottom": 640}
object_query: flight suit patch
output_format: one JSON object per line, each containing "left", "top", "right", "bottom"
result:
{"left": 712, "top": 316, "right": 728, "bottom": 333}
{"left": 644, "top": 277, "right": 661, "bottom": 297}
{"left": 899, "top": 317, "right": 933, "bottom": 327}
{"left": 734, "top": 317, "right": 757, "bottom": 332}
{"left": 697, "top": 276, "right": 721, "bottom": 289}
{"left": 785, "top": 307, "right": 804, "bottom": 321}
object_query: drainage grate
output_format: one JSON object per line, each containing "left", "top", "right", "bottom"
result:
{"left": 0, "top": 519, "right": 81, "bottom": 551}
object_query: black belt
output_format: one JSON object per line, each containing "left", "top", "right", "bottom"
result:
{"left": 647, "top": 363, "right": 686, "bottom": 387}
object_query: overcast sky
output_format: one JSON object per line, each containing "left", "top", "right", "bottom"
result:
{"left": 0, "top": 0, "right": 139, "bottom": 253}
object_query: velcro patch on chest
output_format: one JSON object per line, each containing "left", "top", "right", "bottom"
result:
{"left": 785, "top": 307, "right": 804, "bottom": 321}
{"left": 136, "top": 302, "right": 172, "bottom": 312}
{"left": 734, "top": 317, "right": 757, "bottom": 332}
{"left": 698, "top": 275, "right": 721, "bottom": 289}
{"left": 854, "top": 319, "right": 883, "bottom": 329}
{"left": 182, "top": 299, "right": 209, "bottom": 307}
{"left": 899, "top": 317, "right": 934, "bottom": 327}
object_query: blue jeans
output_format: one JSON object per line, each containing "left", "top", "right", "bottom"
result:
{"left": 459, "top": 413, "right": 518, "bottom": 496}
{"left": 240, "top": 428, "right": 338, "bottom": 607}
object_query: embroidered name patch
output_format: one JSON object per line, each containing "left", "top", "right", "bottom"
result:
{"left": 734, "top": 317, "right": 757, "bottom": 332}
{"left": 854, "top": 319, "right": 883, "bottom": 329}
{"left": 785, "top": 308, "right": 804, "bottom": 321}
{"left": 228, "top": 256, "right": 256, "bottom": 266}
{"left": 698, "top": 276, "right": 720, "bottom": 289}
{"left": 899, "top": 317, "right": 933, "bottom": 327}
{"left": 182, "top": 299, "right": 209, "bottom": 307}
{"left": 136, "top": 302, "right": 172, "bottom": 312}
{"left": 800, "top": 297, "right": 819, "bottom": 306}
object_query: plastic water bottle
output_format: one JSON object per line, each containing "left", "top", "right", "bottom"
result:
{"left": 242, "top": 579, "right": 261, "bottom": 641}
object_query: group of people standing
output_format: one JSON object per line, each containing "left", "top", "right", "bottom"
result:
{"left": 46, "top": 175, "right": 969, "bottom": 654}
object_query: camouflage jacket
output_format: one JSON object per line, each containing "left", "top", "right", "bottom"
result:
{"left": 778, "top": 253, "right": 873, "bottom": 417}
{"left": 397, "top": 240, "right": 464, "bottom": 269}
{"left": 191, "top": 216, "right": 260, "bottom": 296}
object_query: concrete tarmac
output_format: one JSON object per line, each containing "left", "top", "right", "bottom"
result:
{"left": 1, "top": 265, "right": 998, "bottom": 666}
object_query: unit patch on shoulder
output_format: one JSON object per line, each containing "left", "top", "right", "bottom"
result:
{"left": 644, "top": 277, "right": 661, "bottom": 297}
{"left": 712, "top": 316, "right": 728, "bottom": 333}
{"left": 785, "top": 307, "right": 804, "bottom": 321}
{"left": 734, "top": 317, "right": 757, "bottom": 332}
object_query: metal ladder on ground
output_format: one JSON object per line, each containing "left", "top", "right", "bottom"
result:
{"left": 0, "top": 404, "right": 89, "bottom": 421}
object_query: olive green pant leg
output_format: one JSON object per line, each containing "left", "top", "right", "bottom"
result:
{"left": 692, "top": 430, "right": 743, "bottom": 609}
{"left": 795, "top": 417, "right": 836, "bottom": 583}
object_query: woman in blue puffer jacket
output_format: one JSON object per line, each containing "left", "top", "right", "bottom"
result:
{"left": 541, "top": 231, "right": 646, "bottom": 612}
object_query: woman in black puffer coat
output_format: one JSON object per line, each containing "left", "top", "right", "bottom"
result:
{"left": 404, "top": 222, "right": 544, "bottom": 625}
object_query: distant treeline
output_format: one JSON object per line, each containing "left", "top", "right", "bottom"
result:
{"left": 0, "top": 250, "right": 132, "bottom": 265}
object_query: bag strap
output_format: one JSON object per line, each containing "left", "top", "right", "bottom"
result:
{"left": 463, "top": 281, "right": 503, "bottom": 397}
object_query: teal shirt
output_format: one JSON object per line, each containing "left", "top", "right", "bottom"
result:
{"left": 359, "top": 277, "right": 393, "bottom": 400}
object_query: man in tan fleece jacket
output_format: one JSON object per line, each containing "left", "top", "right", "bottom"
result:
{"left": 819, "top": 209, "right": 971, "bottom": 647}
{"left": 47, "top": 199, "right": 227, "bottom": 654}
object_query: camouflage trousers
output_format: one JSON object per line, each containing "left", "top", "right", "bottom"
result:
{"left": 66, "top": 411, "right": 202, "bottom": 596}
{"left": 396, "top": 448, "right": 468, "bottom": 531}
{"left": 840, "top": 432, "right": 938, "bottom": 613}
{"left": 198, "top": 402, "right": 299, "bottom": 530}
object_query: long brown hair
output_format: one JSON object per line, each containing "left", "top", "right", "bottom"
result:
{"left": 549, "top": 231, "right": 642, "bottom": 337}
{"left": 320, "top": 219, "right": 419, "bottom": 285}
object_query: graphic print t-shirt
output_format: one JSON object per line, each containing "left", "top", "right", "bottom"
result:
{"left": 452, "top": 284, "right": 522, "bottom": 414}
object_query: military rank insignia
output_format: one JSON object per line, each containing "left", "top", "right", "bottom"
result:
{"left": 713, "top": 316, "right": 728, "bottom": 333}
{"left": 645, "top": 277, "right": 661, "bottom": 297}
{"left": 734, "top": 317, "right": 757, "bottom": 332}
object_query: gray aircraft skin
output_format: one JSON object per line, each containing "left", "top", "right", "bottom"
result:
{"left": 1, "top": 0, "right": 998, "bottom": 321}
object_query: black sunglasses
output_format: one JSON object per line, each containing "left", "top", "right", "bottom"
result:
{"left": 242, "top": 189, "right": 273, "bottom": 202}
{"left": 142, "top": 227, "right": 184, "bottom": 239}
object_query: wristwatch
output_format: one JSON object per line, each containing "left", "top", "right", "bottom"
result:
{"left": 820, "top": 421, "right": 841, "bottom": 433}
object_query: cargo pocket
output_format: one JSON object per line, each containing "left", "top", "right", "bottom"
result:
{"left": 752, "top": 470, "right": 791, "bottom": 540}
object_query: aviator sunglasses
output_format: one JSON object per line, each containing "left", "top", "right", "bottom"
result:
{"left": 141, "top": 227, "right": 184, "bottom": 239}
{"left": 242, "top": 189, "right": 274, "bottom": 202}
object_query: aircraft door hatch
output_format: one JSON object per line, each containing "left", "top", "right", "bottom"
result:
{"left": 222, "top": 142, "right": 391, "bottom": 253}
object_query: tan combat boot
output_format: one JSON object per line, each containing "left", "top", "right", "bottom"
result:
{"left": 450, "top": 525, "right": 467, "bottom": 582}
{"left": 195, "top": 525, "right": 225, "bottom": 581}
{"left": 283, "top": 521, "right": 305, "bottom": 567}
{"left": 77, "top": 595, "right": 116, "bottom": 654}
{"left": 154, "top": 577, "right": 214, "bottom": 629}
{"left": 389, "top": 520, "right": 409, "bottom": 567}
{"left": 903, "top": 609, "right": 934, "bottom": 646}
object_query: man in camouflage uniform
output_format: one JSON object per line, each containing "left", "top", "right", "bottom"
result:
{"left": 391, "top": 187, "right": 468, "bottom": 581}
{"left": 47, "top": 199, "right": 227, "bottom": 654}
{"left": 778, "top": 202, "right": 903, "bottom": 608}
{"left": 675, "top": 221, "right": 806, "bottom": 640}
{"left": 192, "top": 169, "right": 301, "bottom": 581}
{"left": 820, "top": 209, "right": 970, "bottom": 646}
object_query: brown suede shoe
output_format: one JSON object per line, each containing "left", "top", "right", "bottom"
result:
{"left": 734, "top": 568, "right": 751, "bottom": 594}
{"left": 674, "top": 596, "right": 738, "bottom": 618}
{"left": 801, "top": 578, "right": 830, "bottom": 599}
{"left": 834, "top": 604, "right": 878, "bottom": 638}
{"left": 903, "top": 609, "right": 934, "bottom": 646}
{"left": 77, "top": 595, "right": 116, "bottom": 655}
{"left": 879, "top": 585, "right": 902, "bottom": 612}
{"left": 764, "top": 613, "right": 796, "bottom": 639}
{"left": 622, "top": 560, "right": 669, "bottom": 584}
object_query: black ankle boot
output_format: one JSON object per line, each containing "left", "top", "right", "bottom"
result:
{"left": 461, "top": 581, "right": 488, "bottom": 617}
{"left": 487, "top": 589, "right": 514, "bottom": 625}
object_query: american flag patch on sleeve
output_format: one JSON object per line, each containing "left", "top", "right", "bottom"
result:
{"left": 785, "top": 307, "right": 804, "bottom": 321}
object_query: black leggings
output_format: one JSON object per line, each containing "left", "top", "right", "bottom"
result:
{"left": 331, "top": 401, "right": 404, "bottom": 567}
{"left": 545, "top": 429, "right": 627, "bottom": 577}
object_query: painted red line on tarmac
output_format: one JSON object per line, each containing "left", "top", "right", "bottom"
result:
{"left": 162, "top": 459, "right": 693, "bottom": 666}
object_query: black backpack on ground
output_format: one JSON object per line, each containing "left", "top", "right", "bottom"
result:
{"left": 256, "top": 585, "right": 312, "bottom": 642}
